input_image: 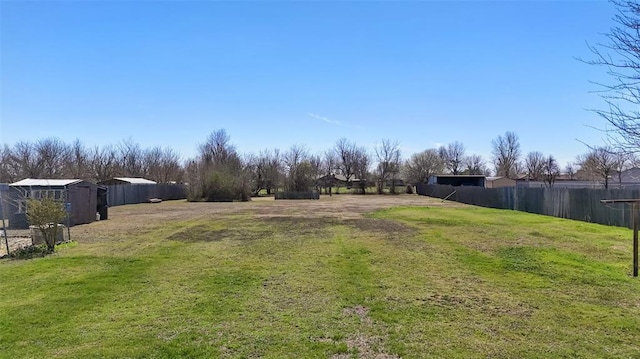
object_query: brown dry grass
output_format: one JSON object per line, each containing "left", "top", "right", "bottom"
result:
{"left": 69, "top": 194, "right": 462, "bottom": 243}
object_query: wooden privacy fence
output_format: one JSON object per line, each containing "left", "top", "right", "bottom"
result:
{"left": 106, "top": 184, "right": 186, "bottom": 207}
{"left": 275, "top": 191, "right": 320, "bottom": 200}
{"left": 416, "top": 184, "right": 640, "bottom": 228}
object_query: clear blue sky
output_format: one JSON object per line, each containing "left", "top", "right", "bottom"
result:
{"left": 0, "top": 0, "right": 618, "bottom": 168}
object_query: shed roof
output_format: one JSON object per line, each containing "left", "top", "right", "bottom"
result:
{"left": 433, "top": 175, "right": 486, "bottom": 178}
{"left": 114, "top": 177, "right": 157, "bottom": 184}
{"left": 10, "top": 178, "right": 84, "bottom": 187}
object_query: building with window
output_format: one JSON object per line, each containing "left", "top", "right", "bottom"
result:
{"left": 7, "top": 179, "right": 107, "bottom": 229}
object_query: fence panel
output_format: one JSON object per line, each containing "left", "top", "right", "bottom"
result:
{"left": 106, "top": 184, "right": 186, "bottom": 207}
{"left": 416, "top": 184, "right": 640, "bottom": 229}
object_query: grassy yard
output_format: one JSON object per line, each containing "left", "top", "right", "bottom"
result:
{"left": 1, "top": 196, "right": 639, "bottom": 358}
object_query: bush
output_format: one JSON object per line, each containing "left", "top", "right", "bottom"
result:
{"left": 26, "top": 197, "right": 67, "bottom": 252}
{"left": 10, "top": 245, "right": 52, "bottom": 260}
{"left": 406, "top": 185, "right": 414, "bottom": 194}
{"left": 190, "top": 171, "right": 251, "bottom": 202}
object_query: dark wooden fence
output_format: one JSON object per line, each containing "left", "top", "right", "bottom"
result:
{"left": 275, "top": 191, "right": 320, "bottom": 200}
{"left": 416, "top": 184, "right": 640, "bottom": 228}
{"left": 106, "top": 184, "right": 186, "bottom": 207}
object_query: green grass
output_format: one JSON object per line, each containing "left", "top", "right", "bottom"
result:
{"left": 2, "top": 205, "right": 640, "bottom": 358}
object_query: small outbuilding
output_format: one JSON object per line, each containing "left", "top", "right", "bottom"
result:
{"left": 485, "top": 176, "right": 516, "bottom": 188}
{"left": 98, "top": 177, "right": 163, "bottom": 206}
{"left": 8, "top": 179, "right": 107, "bottom": 229}
{"left": 428, "top": 175, "right": 486, "bottom": 187}
{"left": 97, "top": 177, "right": 157, "bottom": 186}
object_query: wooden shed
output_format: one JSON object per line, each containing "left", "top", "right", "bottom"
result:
{"left": 8, "top": 179, "right": 107, "bottom": 229}
{"left": 428, "top": 175, "right": 486, "bottom": 187}
{"left": 485, "top": 176, "right": 516, "bottom": 188}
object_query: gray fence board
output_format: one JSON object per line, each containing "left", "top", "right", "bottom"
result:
{"left": 416, "top": 184, "right": 640, "bottom": 228}
{"left": 106, "top": 184, "right": 186, "bottom": 207}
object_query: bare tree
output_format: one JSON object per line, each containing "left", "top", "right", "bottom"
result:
{"left": 524, "top": 151, "right": 545, "bottom": 181}
{"left": 90, "top": 145, "right": 118, "bottom": 182}
{"left": 0, "top": 145, "right": 16, "bottom": 182}
{"left": 322, "top": 150, "right": 339, "bottom": 176}
{"left": 491, "top": 131, "right": 521, "bottom": 178}
{"left": 613, "top": 150, "right": 631, "bottom": 183}
{"left": 584, "top": 1, "right": 640, "bottom": 152}
{"left": 143, "top": 147, "right": 183, "bottom": 183}
{"left": 439, "top": 142, "right": 465, "bottom": 175}
{"left": 542, "top": 155, "right": 560, "bottom": 187}
{"left": 199, "top": 129, "right": 236, "bottom": 167}
{"left": 283, "top": 145, "right": 308, "bottom": 192}
{"left": 117, "top": 138, "right": 144, "bottom": 177}
{"left": 188, "top": 130, "right": 248, "bottom": 201}
{"left": 402, "top": 149, "right": 445, "bottom": 185}
{"left": 577, "top": 147, "right": 617, "bottom": 188}
{"left": 462, "top": 154, "right": 487, "bottom": 175}
{"left": 308, "top": 154, "right": 322, "bottom": 186}
{"left": 334, "top": 138, "right": 359, "bottom": 184}
{"left": 320, "top": 150, "right": 340, "bottom": 195}
{"left": 565, "top": 162, "right": 576, "bottom": 180}
{"left": 7, "top": 141, "right": 43, "bottom": 179}
{"left": 374, "top": 139, "right": 401, "bottom": 194}
{"left": 353, "top": 147, "right": 371, "bottom": 194}
{"left": 63, "top": 139, "right": 91, "bottom": 179}
{"left": 34, "top": 138, "right": 69, "bottom": 179}
{"left": 252, "top": 149, "right": 282, "bottom": 195}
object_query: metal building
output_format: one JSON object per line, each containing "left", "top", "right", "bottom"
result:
{"left": 8, "top": 179, "right": 108, "bottom": 229}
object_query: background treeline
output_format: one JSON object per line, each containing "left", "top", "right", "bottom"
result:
{"left": 1, "top": 129, "right": 634, "bottom": 201}
{"left": 0, "top": 138, "right": 183, "bottom": 184}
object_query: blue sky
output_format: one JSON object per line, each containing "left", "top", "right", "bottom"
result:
{"left": 0, "top": 0, "right": 618, "bottom": 168}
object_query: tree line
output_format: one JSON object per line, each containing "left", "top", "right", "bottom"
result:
{"left": 2, "top": 129, "right": 634, "bottom": 201}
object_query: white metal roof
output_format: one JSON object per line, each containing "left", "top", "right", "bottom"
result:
{"left": 114, "top": 177, "right": 157, "bottom": 184}
{"left": 10, "top": 178, "right": 83, "bottom": 187}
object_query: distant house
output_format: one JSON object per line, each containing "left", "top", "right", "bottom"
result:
{"left": 97, "top": 177, "right": 157, "bottom": 186}
{"left": 428, "top": 175, "right": 486, "bottom": 187}
{"left": 315, "top": 174, "right": 360, "bottom": 189}
{"left": 617, "top": 167, "right": 640, "bottom": 185}
{"left": 8, "top": 179, "right": 107, "bottom": 229}
{"left": 485, "top": 176, "right": 516, "bottom": 188}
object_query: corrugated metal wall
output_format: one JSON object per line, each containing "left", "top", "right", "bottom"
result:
{"left": 416, "top": 184, "right": 639, "bottom": 228}
{"left": 106, "top": 184, "right": 186, "bottom": 207}
{"left": 0, "top": 184, "right": 9, "bottom": 220}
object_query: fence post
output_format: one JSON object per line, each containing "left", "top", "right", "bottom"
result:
{"left": 634, "top": 203, "right": 638, "bottom": 277}
{"left": 0, "top": 191, "right": 9, "bottom": 254}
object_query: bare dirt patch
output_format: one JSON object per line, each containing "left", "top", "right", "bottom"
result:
{"left": 329, "top": 305, "right": 401, "bottom": 359}
{"left": 263, "top": 215, "right": 339, "bottom": 229}
{"left": 67, "top": 195, "right": 462, "bottom": 246}
{"left": 0, "top": 236, "right": 32, "bottom": 257}
{"left": 342, "top": 334, "right": 401, "bottom": 359}
{"left": 343, "top": 305, "right": 372, "bottom": 325}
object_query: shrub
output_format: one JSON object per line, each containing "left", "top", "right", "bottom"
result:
{"left": 10, "top": 244, "right": 52, "bottom": 260}
{"left": 192, "top": 171, "right": 251, "bottom": 202}
{"left": 26, "top": 197, "right": 67, "bottom": 252}
{"left": 406, "top": 185, "right": 414, "bottom": 194}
